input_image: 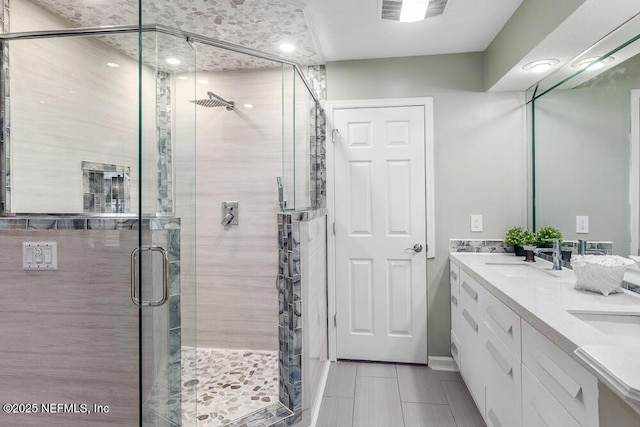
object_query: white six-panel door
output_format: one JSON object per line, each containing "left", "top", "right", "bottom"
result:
{"left": 333, "top": 105, "right": 428, "bottom": 363}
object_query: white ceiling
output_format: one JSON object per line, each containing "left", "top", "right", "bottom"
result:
{"left": 24, "top": 0, "right": 640, "bottom": 90}
{"left": 300, "top": 0, "right": 524, "bottom": 61}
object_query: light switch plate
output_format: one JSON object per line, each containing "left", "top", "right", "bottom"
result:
{"left": 576, "top": 216, "right": 589, "bottom": 234}
{"left": 471, "top": 215, "right": 483, "bottom": 232}
{"left": 23, "top": 242, "right": 58, "bottom": 270}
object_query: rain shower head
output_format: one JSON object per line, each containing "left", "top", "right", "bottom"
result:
{"left": 189, "top": 91, "right": 235, "bottom": 110}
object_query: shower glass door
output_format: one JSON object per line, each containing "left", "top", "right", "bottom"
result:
{"left": 137, "top": 24, "right": 198, "bottom": 426}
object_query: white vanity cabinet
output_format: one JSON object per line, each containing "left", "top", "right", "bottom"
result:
{"left": 450, "top": 257, "right": 600, "bottom": 427}
{"left": 481, "top": 292, "right": 522, "bottom": 427}
{"left": 450, "top": 262, "right": 461, "bottom": 368}
{"left": 459, "top": 270, "right": 485, "bottom": 411}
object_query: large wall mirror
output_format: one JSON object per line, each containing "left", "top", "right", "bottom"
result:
{"left": 530, "top": 13, "right": 640, "bottom": 256}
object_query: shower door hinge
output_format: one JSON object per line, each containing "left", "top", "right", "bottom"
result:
{"left": 332, "top": 222, "right": 336, "bottom": 235}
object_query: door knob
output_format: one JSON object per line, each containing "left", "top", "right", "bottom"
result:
{"left": 405, "top": 244, "right": 423, "bottom": 253}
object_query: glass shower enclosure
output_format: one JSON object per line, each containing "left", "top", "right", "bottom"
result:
{"left": 0, "top": 1, "right": 320, "bottom": 426}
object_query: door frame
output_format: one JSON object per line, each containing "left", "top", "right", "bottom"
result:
{"left": 326, "top": 97, "right": 435, "bottom": 361}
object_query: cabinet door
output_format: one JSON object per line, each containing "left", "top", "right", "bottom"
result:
{"left": 522, "top": 364, "right": 581, "bottom": 427}
{"left": 450, "top": 262, "right": 461, "bottom": 345}
{"left": 483, "top": 326, "right": 521, "bottom": 427}
{"left": 484, "top": 290, "right": 521, "bottom": 360}
{"left": 459, "top": 272, "right": 485, "bottom": 411}
{"left": 451, "top": 329, "right": 461, "bottom": 369}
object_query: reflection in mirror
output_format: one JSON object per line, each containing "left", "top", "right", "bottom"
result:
{"left": 531, "top": 15, "right": 640, "bottom": 256}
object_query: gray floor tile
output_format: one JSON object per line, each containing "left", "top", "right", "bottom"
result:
{"left": 315, "top": 397, "right": 354, "bottom": 427}
{"left": 402, "top": 402, "right": 457, "bottom": 427}
{"left": 353, "top": 376, "right": 404, "bottom": 427}
{"left": 396, "top": 364, "right": 448, "bottom": 405}
{"left": 323, "top": 361, "right": 357, "bottom": 398}
{"left": 431, "top": 368, "right": 464, "bottom": 382}
{"left": 441, "top": 380, "right": 486, "bottom": 427}
{"left": 356, "top": 361, "right": 397, "bottom": 378}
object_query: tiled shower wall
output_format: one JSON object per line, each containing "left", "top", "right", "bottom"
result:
{"left": 278, "top": 209, "right": 328, "bottom": 426}
{"left": 175, "top": 68, "right": 283, "bottom": 351}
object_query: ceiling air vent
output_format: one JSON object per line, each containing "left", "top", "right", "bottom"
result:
{"left": 380, "top": 0, "right": 448, "bottom": 21}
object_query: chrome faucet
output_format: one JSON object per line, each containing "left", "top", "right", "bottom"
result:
{"left": 578, "top": 239, "right": 587, "bottom": 255}
{"left": 536, "top": 238, "right": 562, "bottom": 270}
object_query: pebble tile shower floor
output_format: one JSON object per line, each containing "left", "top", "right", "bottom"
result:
{"left": 182, "top": 347, "right": 279, "bottom": 426}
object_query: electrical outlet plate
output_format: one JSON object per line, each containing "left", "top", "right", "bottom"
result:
{"left": 471, "top": 214, "right": 483, "bottom": 232}
{"left": 23, "top": 242, "right": 58, "bottom": 270}
{"left": 576, "top": 215, "right": 589, "bottom": 234}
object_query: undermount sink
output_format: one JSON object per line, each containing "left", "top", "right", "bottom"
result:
{"left": 484, "top": 262, "right": 559, "bottom": 279}
{"left": 569, "top": 311, "right": 640, "bottom": 338}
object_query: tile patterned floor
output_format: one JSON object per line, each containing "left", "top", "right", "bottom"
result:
{"left": 181, "top": 347, "right": 279, "bottom": 426}
{"left": 316, "top": 361, "right": 486, "bottom": 427}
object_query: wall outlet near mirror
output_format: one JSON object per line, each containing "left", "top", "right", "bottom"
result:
{"left": 576, "top": 216, "right": 589, "bottom": 234}
{"left": 471, "top": 214, "right": 483, "bottom": 232}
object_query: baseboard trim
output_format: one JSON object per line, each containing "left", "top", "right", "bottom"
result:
{"left": 309, "top": 360, "right": 331, "bottom": 427}
{"left": 428, "top": 356, "right": 459, "bottom": 372}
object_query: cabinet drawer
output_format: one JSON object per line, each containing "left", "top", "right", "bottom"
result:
{"left": 451, "top": 329, "right": 461, "bottom": 370}
{"left": 522, "top": 365, "right": 580, "bottom": 427}
{"left": 522, "top": 321, "right": 598, "bottom": 427}
{"left": 460, "top": 270, "right": 483, "bottom": 317}
{"left": 483, "top": 291, "right": 521, "bottom": 360}
{"left": 451, "top": 288, "right": 461, "bottom": 340}
{"left": 483, "top": 326, "right": 521, "bottom": 427}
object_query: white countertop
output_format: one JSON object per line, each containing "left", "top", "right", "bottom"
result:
{"left": 449, "top": 252, "right": 640, "bottom": 408}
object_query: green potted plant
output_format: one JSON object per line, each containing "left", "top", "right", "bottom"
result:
{"left": 535, "top": 226, "right": 563, "bottom": 248}
{"left": 504, "top": 227, "right": 536, "bottom": 256}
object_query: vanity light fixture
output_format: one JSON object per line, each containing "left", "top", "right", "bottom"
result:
{"left": 166, "top": 57, "right": 181, "bottom": 65}
{"left": 106, "top": 62, "right": 120, "bottom": 68}
{"left": 399, "top": 0, "right": 430, "bottom": 22}
{"left": 571, "top": 56, "right": 615, "bottom": 70}
{"left": 279, "top": 43, "right": 295, "bottom": 53}
{"left": 522, "top": 59, "right": 559, "bottom": 73}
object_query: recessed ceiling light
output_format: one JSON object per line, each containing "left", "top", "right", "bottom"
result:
{"left": 166, "top": 57, "right": 181, "bottom": 65}
{"left": 279, "top": 43, "right": 295, "bottom": 53}
{"left": 244, "top": 104, "right": 254, "bottom": 109}
{"left": 399, "top": 0, "right": 430, "bottom": 22}
{"left": 178, "top": 76, "right": 189, "bottom": 80}
{"left": 571, "top": 56, "right": 615, "bottom": 70}
{"left": 197, "top": 79, "right": 208, "bottom": 84}
{"left": 522, "top": 59, "right": 559, "bottom": 73}
{"left": 106, "top": 62, "right": 120, "bottom": 68}
{"left": 39, "top": 100, "right": 46, "bottom": 104}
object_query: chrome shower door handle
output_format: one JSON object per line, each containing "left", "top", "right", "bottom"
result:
{"left": 130, "top": 245, "right": 169, "bottom": 307}
{"left": 405, "top": 244, "right": 423, "bottom": 253}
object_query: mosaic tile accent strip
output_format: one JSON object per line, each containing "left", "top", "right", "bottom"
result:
{"left": 277, "top": 209, "right": 325, "bottom": 425}
{"left": 0, "top": 215, "right": 181, "bottom": 230}
{"left": 180, "top": 347, "right": 284, "bottom": 427}
{"left": 29, "top": 0, "right": 322, "bottom": 71}
{"left": 449, "top": 239, "right": 514, "bottom": 253}
{"left": 157, "top": 71, "right": 173, "bottom": 214}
